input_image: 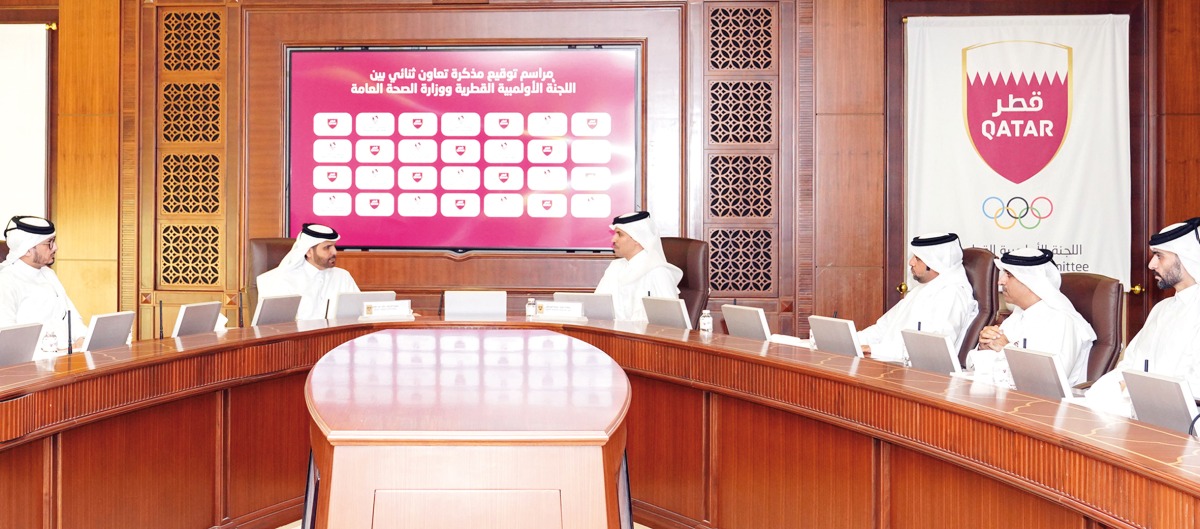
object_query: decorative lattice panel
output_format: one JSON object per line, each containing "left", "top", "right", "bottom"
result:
{"left": 161, "top": 154, "right": 221, "bottom": 214}
{"left": 160, "top": 225, "right": 221, "bottom": 286}
{"left": 162, "top": 11, "right": 221, "bottom": 72}
{"left": 709, "top": 7, "right": 774, "bottom": 70}
{"left": 709, "top": 155, "right": 774, "bottom": 218}
{"left": 709, "top": 229, "right": 773, "bottom": 293}
{"left": 162, "top": 83, "right": 221, "bottom": 143}
{"left": 709, "top": 81, "right": 774, "bottom": 144}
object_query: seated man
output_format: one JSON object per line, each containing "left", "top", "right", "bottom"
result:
{"left": 858, "top": 233, "right": 979, "bottom": 361}
{"left": 1086, "top": 217, "right": 1200, "bottom": 416}
{"left": 0, "top": 216, "right": 86, "bottom": 355}
{"left": 256, "top": 223, "right": 360, "bottom": 320}
{"left": 595, "top": 211, "right": 683, "bottom": 322}
{"left": 968, "top": 248, "right": 1095, "bottom": 386}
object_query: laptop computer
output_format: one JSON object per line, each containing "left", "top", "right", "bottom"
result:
{"left": 0, "top": 322, "right": 44, "bottom": 367}
{"left": 807, "top": 315, "right": 864, "bottom": 357}
{"left": 642, "top": 296, "right": 692, "bottom": 330}
{"left": 552, "top": 292, "right": 616, "bottom": 321}
{"left": 443, "top": 290, "right": 508, "bottom": 322}
{"left": 329, "top": 291, "right": 396, "bottom": 320}
{"left": 1002, "top": 346, "right": 1072, "bottom": 399}
{"left": 901, "top": 329, "right": 962, "bottom": 374}
{"left": 171, "top": 301, "right": 223, "bottom": 338}
{"left": 1123, "top": 370, "right": 1200, "bottom": 434}
{"left": 80, "top": 311, "right": 136, "bottom": 352}
{"left": 250, "top": 294, "right": 303, "bottom": 326}
{"left": 721, "top": 304, "right": 770, "bottom": 341}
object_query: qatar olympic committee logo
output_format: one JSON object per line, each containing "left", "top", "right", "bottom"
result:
{"left": 964, "top": 41, "right": 1072, "bottom": 184}
{"left": 981, "top": 196, "right": 1053, "bottom": 229}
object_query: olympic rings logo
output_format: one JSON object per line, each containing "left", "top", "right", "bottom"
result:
{"left": 981, "top": 196, "right": 1053, "bottom": 230}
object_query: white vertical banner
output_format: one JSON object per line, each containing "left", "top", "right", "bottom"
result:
{"left": 0, "top": 24, "right": 49, "bottom": 219}
{"left": 906, "top": 15, "right": 1131, "bottom": 285}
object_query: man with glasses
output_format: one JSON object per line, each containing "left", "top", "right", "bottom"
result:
{"left": 0, "top": 215, "right": 85, "bottom": 354}
{"left": 1086, "top": 217, "right": 1200, "bottom": 416}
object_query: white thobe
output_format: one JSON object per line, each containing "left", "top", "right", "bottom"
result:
{"left": 1085, "top": 285, "right": 1200, "bottom": 417}
{"left": 256, "top": 262, "right": 360, "bottom": 321}
{"left": 857, "top": 276, "right": 979, "bottom": 362}
{"left": 968, "top": 300, "right": 1094, "bottom": 386}
{"left": 595, "top": 252, "right": 681, "bottom": 322}
{"left": 0, "top": 261, "right": 86, "bottom": 355}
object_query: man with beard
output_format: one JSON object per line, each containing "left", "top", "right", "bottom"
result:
{"left": 857, "top": 233, "right": 979, "bottom": 362}
{"left": 256, "top": 223, "right": 360, "bottom": 320}
{"left": 969, "top": 247, "right": 1096, "bottom": 386}
{"left": 0, "top": 215, "right": 86, "bottom": 355}
{"left": 1086, "top": 218, "right": 1200, "bottom": 416}
{"left": 595, "top": 211, "right": 683, "bottom": 322}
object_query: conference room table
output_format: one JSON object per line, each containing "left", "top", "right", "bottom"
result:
{"left": 1, "top": 315, "right": 1199, "bottom": 529}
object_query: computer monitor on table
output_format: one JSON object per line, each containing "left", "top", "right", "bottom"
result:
{"left": 172, "top": 301, "right": 222, "bottom": 338}
{"left": 901, "top": 329, "right": 962, "bottom": 374}
{"left": 81, "top": 311, "right": 136, "bottom": 352}
{"left": 251, "top": 295, "right": 303, "bottom": 326}
{"left": 1003, "top": 346, "right": 1072, "bottom": 400}
{"left": 552, "top": 292, "right": 615, "bottom": 321}
{"left": 721, "top": 305, "right": 770, "bottom": 341}
{"left": 642, "top": 297, "right": 692, "bottom": 330}
{"left": 807, "top": 315, "right": 863, "bottom": 357}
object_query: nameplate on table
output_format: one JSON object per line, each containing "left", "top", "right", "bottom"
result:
{"left": 359, "top": 300, "right": 414, "bottom": 322}
{"left": 533, "top": 301, "right": 587, "bottom": 323}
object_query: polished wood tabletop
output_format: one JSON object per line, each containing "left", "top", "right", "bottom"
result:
{"left": 306, "top": 328, "right": 630, "bottom": 444}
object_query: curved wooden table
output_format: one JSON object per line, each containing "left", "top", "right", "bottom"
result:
{"left": 1, "top": 317, "right": 1198, "bottom": 529}
{"left": 305, "top": 328, "right": 630, "bottom": 529}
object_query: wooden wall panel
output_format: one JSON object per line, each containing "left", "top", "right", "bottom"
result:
{"left": 888, "top": 446, "right": 1087, "bottom": 529}
{"left": 1159, "top": 0, "right": 1200, "bottom": 115}
{"left": 1161, "top": 116, "right": 1200, "bottom": 225}
{"left": 59, "top": 393, "right": 219, "bottom": 529}
{"left": 814, "top": 114, "right": 885, "bottom": 268}
{"left": 814, "top": 265, "right": 884, "bottom": 329}
{"left": 625, "top": 374, "right": 706, "bottom": 526}
{"left": 0, "top": 438, "right": 47, "bottom": 529}
{"left": 227, "top": 373, "right": 310, "bottom": 523}
{"left": 814, "top": 0, "right": 885, "bottom": 114}
{"left": 712, "top": 395, "right": 874, "bottom": 529}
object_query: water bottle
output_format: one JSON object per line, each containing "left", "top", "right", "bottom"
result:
{"left": 525, "top": 297, "right": 537, "bottom": 319}
{"left": 698, "top": 309, "right": 713, "bottom": 334}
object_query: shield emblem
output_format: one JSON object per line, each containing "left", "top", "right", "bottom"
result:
{"left": 455, "top": 145, "right": 466, "bottom": 155}
{"left": 541, "top": 146, "right": 553, "bottom": 155}
{"left": 964, "top": 41, "right": 1071, "bottom": 184}
{"left": 499, "top": 118, "right": 510, "bottom": 128}
{"left": 326, "top": 118, "right": 338, "bottom": 129}
{"left": 369, "top": 198, "right": 380, "bottom": 209}
{"left": 542, "top": 199, "right": 553, "bottom": 210}
{"left": 412, "top": 118, "right": 423, "bottom": 128}
{"left": 326, "top": 171, "right": 337, "bottom": 182}
{"left": 369, "top": 145, "right": 380, "bottom": 155}
{"left": 586, "top": 118, "right": 598, "bottom": 129}
{"left": 455, "top": 199, "right": 466, "bottom": 209}
{"left": 498, "top": 172, "right": 509, "bottom": 183}
{"left": 412, "top": 172, "right": 423, "bottom": 182}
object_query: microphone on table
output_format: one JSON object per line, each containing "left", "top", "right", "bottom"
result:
{"left": 237, "top": 291, "right": 244, "bottom": 328}
{"left": 66, "top": 310, "right": 74, "bottom": 355}
{"left": 158, "top": 300, "right": 164, "bottom": 339}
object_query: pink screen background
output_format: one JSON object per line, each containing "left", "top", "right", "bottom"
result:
{"left": 288, "top": 47, "right": 639, "bottom": 250}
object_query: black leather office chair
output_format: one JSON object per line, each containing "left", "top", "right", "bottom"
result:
{"left": 661, "top": 237, "right": 710, "bottom": 328}
{"left": 0, "top": 240, "right": 8, "bottom": 261}
{"left": 959, "top": 247, "right": 999, "bottom": 366}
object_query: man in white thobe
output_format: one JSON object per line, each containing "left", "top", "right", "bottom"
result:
{"left": 256, "top": 223, "right": 360, "bottom": 321}
{"left": 595, "top": 211, "right": 684, "bottom": 322}
{"left": 0, "top": 216, "right": 86, "bottom": 357}
{"left": 1086, "top": 217, "right": 1200, "bottom": 416}
{"left": 858, "top": 233, "right": 979, "bottom": 362}
{"left": 969, "top": 247, "right": 1096, "bottom": 386}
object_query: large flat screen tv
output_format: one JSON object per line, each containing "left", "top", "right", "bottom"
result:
{"left": 287, "top": 46, "right": 641, "bottom": 251}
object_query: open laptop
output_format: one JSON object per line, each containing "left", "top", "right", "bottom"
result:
{"left": 642, "top": 296, "right": 692, "bottom": 330}
{"left": 901, "top": 329, "right": 962, "bottom": 374}
{"left": 171, "top": 301, "right": 223, "bottom": 338}
{"left": 250, "top": 295, "right": 303, "bottom": 326}
{"left": 807, "top": 315, "right": 864, "bottom": 357}
{"left": 1002, "top": 346, "right": 1072, "bottom": 399}
{"left": 443, "top": 290, "right": 508, "bottom": 322}
{"left": 1123, "top": 370, "right": 1200, "bottom": 434}
{"left": 552, "top": 292, "right": 616, "bottom": 321}
{"left": 721, "top": 304, "right": 770, "bottom": 341}
{"left": 329, "top": 291, "right": 396, "bottom": 320}
{"left": 80, "top": 311, "right": 136, "bottom": 352}
{"left": 0, "top": 323, "right": 44, "bottom": 367}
